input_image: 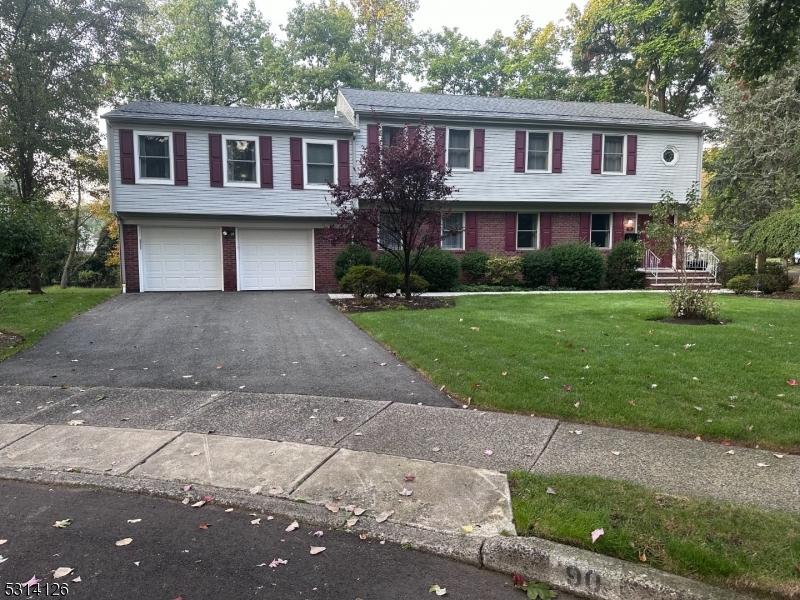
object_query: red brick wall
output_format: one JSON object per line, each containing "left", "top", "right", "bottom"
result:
{"left": 122, "top": 224, "right": 140, "bottom": 293}
{"left": 314, "top": 229, "right": 341, "bottom": 292}
{"left": 551, "top": 212, "right": 581, "bottom": 246}
{"left": 222, "top": 227, "right": 237, "bottom": 291}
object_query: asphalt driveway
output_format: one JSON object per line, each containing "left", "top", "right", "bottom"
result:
{"left": 0, "top": 292, "right": 453, "bottom": 406}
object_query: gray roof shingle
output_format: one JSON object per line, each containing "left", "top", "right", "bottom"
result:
{"left": 339, "top": 88, "right": 705, "bottom": 131}
{"left": 102, "top": 101, "right": 358, "bottom": 132}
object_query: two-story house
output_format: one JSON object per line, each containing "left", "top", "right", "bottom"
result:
{"left": 103, "top": 88, "right": 704, "bottom": 293}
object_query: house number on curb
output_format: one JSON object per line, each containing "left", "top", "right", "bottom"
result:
{"left": 566, "top": 566, "right": 601, "bottom": 591}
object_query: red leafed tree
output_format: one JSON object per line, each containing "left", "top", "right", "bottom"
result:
{"left": 328, "top": 121, "right": 456, "bottom": 299}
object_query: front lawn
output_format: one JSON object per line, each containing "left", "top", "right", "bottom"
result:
{"left": 349, "top": 293, "right": 800, "bottom": 451}
{"left": 0, "top": 286, "right": 118, "bottom": 361}
{"left": 510, "top": 472, "right": 800, "bottom": 599}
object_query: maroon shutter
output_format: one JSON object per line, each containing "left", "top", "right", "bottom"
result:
{"left": 505, "top": 212, "right": 517, "bottom": 251}
{"left": 465, "top": 212, "right": 478, "bottom": 249}
{"left": 208, "top": 134, "right": 223, "bottom": 187}
{"left": 551, "top": 132, "right": 563, "bottom": 174}
{"left": 473, "top": 129, "right": 485, "bottom": 172}
{"left": 366, "top": 223, "right": 378, "bottom": 251}
{"left": 367, "top": 124, "right": 379, "bottom": 153}
{"left": 290, "top": 137, "right": 303, "bottom": 190}
{"left": 626, "top": 134, "right": 637, "bottom": 175}
{"left": 337, "top": 139, "right": 350, "bottom": 186}
{"left": 539, "top": 212, "right": 552, "bottom": 248}
{"left": 173, "top": 132, "right": 188, "bottom": 185}
{"left": 591, "top": 133, "right": 602, "bottom": 174}
{"left": 434, "top": 127, "right": 446, "bottom": 167}
{"left": 119, "top": 129, "right": 135, "bottom": 184}
{"left": 612, "top": 213, "right": 625, "bottom": 245}
{"left": 579, "top": 212, "right": 591, "bottom": 242}
{"left": 514, "top": 131, "right": 526, "bottom": 173}
{"left": 259, "top": 136, "right": 273, "bottom": 188}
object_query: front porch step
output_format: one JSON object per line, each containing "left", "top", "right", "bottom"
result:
{"left": 643, "top": 270, "right": 721, "bottom": 291}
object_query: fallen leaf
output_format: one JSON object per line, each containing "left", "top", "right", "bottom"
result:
{"left": 250, "top": 518, "right": 261, "bottom": 525}
{"left": 198, "top": 522, "right": 210, "bottom": 530}
{"left": 431, "top": 447, "right": 441, "bottom": 452}
{"left": 268, "top": 558, "right": 288, "bottom": 568}
{"left": 310, "top": 546, "right": 326, "bottom": 555}
{"left": 346, "top": 517, "right": 359, "bottom": 527}
{"left": 182, "top": 498, "right": 190, "bottom": 505}
{"left": 67, "top": 420, "right": 84, "bottom": 426}
{"left": 23, "top": 575, "right": 41, "bottom": 588}
{"left": 591, "top": 528, "right": 604, "bottom": 543}
{"left": 629, "top": 400, "right": 636, "bottom": 406}
{"left": 115, "top": 538, "right": 133, "bottom": 546}
{"left": 461, "top": 525, "right": 474, "bottom": 533}
{"left": 375, "top": 510, "right": 394, "bottom": 523}
{"left": 353, "top": 507, "right": 366, "bottom": 516}
{"left": 359, "top": 534, "right": 367, "bottom": 540}
{"left": 546, "top": 487, "right": 557, "bottom": 495}
{"left": 0, "top": 556, "right": 6, "bottom": 564}
{"left": 53, "top": 567, "right": 72, "bottom": 579}
{"left": 611, "top": 451, "right": 620, "bottom": 456}
{"left": 788, "top": 380, "right": 798, "bottom": 386}
{"left": 71, "top": 576, "right": 81, "bottom": 583}
{"left": 639, "top": 551, "right": 647, "bottom": 562}
{"left": 501, "top": 371, "right": 507, "bottom": 376}
{"left": 127, "top": 519, "right": 141, "bottom": 524}
{"left": 249, "top": 486, "right": 261, "bottom": 495}
{"left": 403, "top": 475, "right": 416, "bottom": 482}
{"left": 725, "top": 450, "right": 735, "bottom": 455}
{"left": 470, "top": 327, "right": 479, "bottom": 331}
{"left": 774, "top": 454, "right": 785, "bottom": 459}
{"left": 542, "top": 375, "right": 550, "bottom": 380}
{"left": 574, "top": 402, "right": 580, "bottom": 408}
{"left": 191, "top": 501, "right": 206, "bottom": 508}
{"left": 225, "top": 508, "right": 234, "bottom": 513}
{"left": 333, "top": 416, "right": 345, "bottom": 422}
{"left": 202, "top": 494, "right": 214, "bottom": 503}
{"left": 694, "top": 406, "right": 703, "bottom": 411}
{"left": 484, "top": 449, "right": 493, "bottom": 456}
{"left": 267, "top": 486, "right": 284, "bottom": 496}
{"left": 563, "top": 385, "right": 571, "bottom": 392}
{"left": 285, "top": 521, "right": 299, "bottom": 532}
{"left": 757, "top": 463, "right": 770, "bottom": 467}
{"left": 0, "top": 540, "right": 5, "bottom": 545}
{"left": 53, "top": 519, "right": 72, "bottom": 528}
{"left": 399, "top": 488, "right": 413, "bottom": 496}
{"left": 325, "top": 503, "right": 340, "bottom": 513}
{"left": 429, "top": 584, "right": 447, "bottom": 595}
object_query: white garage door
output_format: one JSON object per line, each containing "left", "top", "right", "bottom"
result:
{"left": 140, "top": 227, "right": 222, "bottom": 292}
{"left": 237, "top": 229, "right": 313, "bottom": 291}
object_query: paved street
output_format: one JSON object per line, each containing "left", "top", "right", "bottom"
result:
{"left": 0, "top": 480, "right": 582, "bottom": 600}
{"left": 0, "top": 292, "right": 453, "bottom": 406}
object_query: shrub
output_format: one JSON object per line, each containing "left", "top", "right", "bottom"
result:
{"left": 605, "top": 241, "right": 645, "bottom": 289}
{"left": 460, "top": 250, "right": 489, "bottom": 282}
{"left": 756, "top": 264, "right": 792, "bottom": 294}
{"left": 520, "top": 250, "right": 554, "bottom": 287}
{"left": 550, "top": 243, "right": 605, "bottom": 290}
{"left": 374, "top": 252, "right": 402, "bottom": 274}
{"left": 727, "top": 274, "right": 755, "bottom": 294}
{"left": 485, "top": 254, "right": 521, "bottom": 285}
{"left": 415, "top": 248, "right": 460, "bottom": 292}
{"left": 667, "top": 285, "right": 720, "bottom": 320}
{"left": 392, "top": 273, "right": 429, "bottom": 295}
{"left": 718, "top": 254, "right": 755, "bottom": 286}
{"left": 77, "top": 270, "right": 101, "bottom": 287}
{"left": 339, "top": 266, "right": 394, "bottom": 300}
{"left": 334, "top": 244, "right": 372, "bottom": 282}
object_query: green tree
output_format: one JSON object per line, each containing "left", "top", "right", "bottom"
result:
{"left": 503, "top": 19, "right": 573, "bottom": 100}
{"left": 739, "top": 206, "right": 800, "bottom": 262}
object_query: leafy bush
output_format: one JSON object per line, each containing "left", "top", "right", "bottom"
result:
{"left": 334, "top": 244, "right": 373, "bottom": 282}
{"left": 520, "top": 250, "right": 554, "bottom": 287}
{"left": 727, "top": 274, "right": 755, "bottom": 294}
{"left": 339, "top": 266, "right": 395, "bottom": 300}
{"left": 415, "top": 248, "right": 460, "bottom": 292}
{"left": 374, "top": 252, "right": 402, "bottom": 274}
{"left": 460, "top": 250, "right": 489, "bottom": 282}
{"left": 756, "top": 264, "right": 792, "bottom": 294}
{"left": 77, "top": 270, "right": 101, "bottom": 287}
{"left": 485, "top": 254, "right": 521, "bottom": 285}
{"left": 392, "top": 273, "right": 429, "bottom": 295}
{"left": 550, "top": 243, "right": 606, "bottom": 290}
{"left": 718, "top": 254, "right": 755, "bottom": 286}
{"left": 667, "top": 285, "right": 720, "bottom": 320}
{"left": 605, "top": 241, "right": 644, "bottom": 289}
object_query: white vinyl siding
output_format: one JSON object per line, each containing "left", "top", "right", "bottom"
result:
{"left": 140, "top": 227, "right": 222, "bottom": 291}
{"left": 237, "top": 229, "right": 313, "bottom": 290}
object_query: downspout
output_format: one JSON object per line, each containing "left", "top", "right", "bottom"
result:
{"left": 118, "top": 217, "right": 126, "bottom": 293}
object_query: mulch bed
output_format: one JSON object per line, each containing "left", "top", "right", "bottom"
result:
{"left": 762, "top": 291, "right": 800, "bottom": 300}
{"left": 331, "top": 297, "right": 455, "bottom": 313}
{"left": 0, "top": 331, "right": 23, "bottom": 350}
{"left": 657, "top": 317, "right": 726, "bottom": 326}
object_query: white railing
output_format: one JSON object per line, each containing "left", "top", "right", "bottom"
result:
{"left": 683, "top": 248, "right": 720, "bottom": 283}
{"left": 643, "top": 249, "right": 660, "bottom": 286}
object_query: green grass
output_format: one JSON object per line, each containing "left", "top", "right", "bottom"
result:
{"left": 349, "top": 293, "right": 800, "bottom": 451}
{"left": 509, "top": 472, "right": 800, "bottom": 599}
{"left": 0, "top": 286, "right": 118, "bottom": 361}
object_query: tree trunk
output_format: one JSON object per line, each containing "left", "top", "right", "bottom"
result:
{"left": 60, "top": 178, "right": 82, "bottom": 289}
{"left": 29, "top": 273, "right": 44, "bottom": 294}
{"left": 756, "top": 252, "right": 767, "bottom": 272}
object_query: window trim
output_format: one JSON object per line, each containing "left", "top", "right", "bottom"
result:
{"left": 516, "top": 213, "right": 540, "bottom": 250}
{"left": 303, "top": 139, "right": 338, "bottom": 189}
{"left": 662, "top": 145, "right": 679, "bottom": 166}
{"left": 525, "top": 131, "right": 552, "bottom": 173}
{"left": 601, "top": 133, "right": 627, "bottom": 175}
{"left": 441, "top": 211, "right": 465, "bottom": 250}
{"left": 590, "top": 212, "right": 612, "bottom": 249}
{"left": 445, "top": 127, "right": 473, "bottom": 171}
{"left": 222, "top": 134, "right": 260, "bottom": 188}
{"left": 134, "top": 130, "right": 174, "bottom": 185}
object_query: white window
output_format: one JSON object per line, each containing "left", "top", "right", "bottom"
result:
{"left": 602, "top": 135, "right": 625, "bottom": 174}
{"left": 447, "top": 128, "right": 472, "bottom": 170}
{"left": 382, "top": 126, "right": 401, "bottom": 146}
{"left": 662, "top": 145, "right": 679, "bottom": 166}
{"left": 441, "top": 212, "right": 464, "bottom": 250}
{"left": 527, "top": 132, "right": 551, "bottom": 172}
{"left": 517, "top": 214, "right": 539, "bottom": 249}
{"left": 379, "top": 212, "right": 401, "bottom": 250}
{"left": 134, "top": 131, "right": 173, "bottom": 184}
{"left": 223, "top": 135, "right": 259, "bottom": 186}
{"left": 591, "top": 213, "right": 611, "bottom": 248}
{"left": 304, "top": 140, "right": 337, "bottom": 187}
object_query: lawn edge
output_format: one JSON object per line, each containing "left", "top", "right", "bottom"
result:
{"left": 0, "top": 467, "right": 753, "bottom": 600}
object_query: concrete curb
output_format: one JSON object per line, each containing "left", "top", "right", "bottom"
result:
{"left": 0, "top": 467, "right": 753, "bottom": 600}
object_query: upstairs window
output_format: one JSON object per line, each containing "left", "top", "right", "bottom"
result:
{"left": 447, "top": 129, "right": 471, "bottom": 170}
{"left": 517, "top": 213, "right": 538, "bottom": 249}
{"left": 224, "top": 136, "right": 258, "bottom": 186}
{"left": 382, "top": 126, "right": 401, "bottom": 146}
{"left": 527, "top": 133, "right": 550, "bottom": 172}
{"left": 304, "top": 140, "right": 336, "bottom": 187}
{"left": 441, "top": 212, "right": 464, "bottom": 250}
{"left": 136, "top": 132, "right": 172, "bottom": 183}
{"left": 591, "top": 213, "right": 611, "bottom": 248}
{"left": 602, "top": 135, "right": 625, "bottom": 173}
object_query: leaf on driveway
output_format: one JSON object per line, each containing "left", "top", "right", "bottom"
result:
{"left": 312, "top": 531, "right": 324, "bottom": 537}
{"left": 399, "top": 488, "right": 413, "bottom": 496}
{"left": 127, "top": 519, "right": 141, "bottom": 524}
{"left": 325, "top": 503, "right": 340, "bottom": 513}
{"left": 353, "top": 507, "right": 365, "bottom": 516}
{"left": 591, "top": 528, "right": 604, "bottom": 543}
{"left": 310, "top": 546, "right": 326, "bottom": 555}
{"left": 0, "top": 540, "right": 6, "bottom": 545}
{"left": 268, "top": 486, "right": 284, "bottom": 496}
{"left": 225, "top": 508, "right": 234, "bottom": 513}
{"left": 190, "top": 452, "right": 201, "bottom": 457}
{"left": 285, "top": 521, "right": 299, "bottom": 532}
{"left": 249, "top": 486, "right": 261, "bottom": 495}
{"left": 202, "top": 494, "right": 214, "bottom": 503}
{"left": 191, "top": 501, "right": 206, "bottom": 508}
{"left": 333, "top": 416, "right": 345, "bottom": 422}
{"left": 250, "top": 518, "right": 261, "bottom": 525}
{"left": 611, "top": 451, "right": 620, "bottom": 456}
{"left": 461, "top": 525, "right": 474, "bottom": 533}
{"left": 71, "top": 576, "right": 81, "bottom": 583}
{"left": 268, "top": 558, "right": 288, "bottom": 568}
{"left": 0, "top": 556, "right": 7, "bottom": 564}
{"left": 403, "top": 475, "right": 416, "bottom": 482}
{"left": 774, "top": 454, "right": 785, "bottom": 459}
{"left": 346, "top": 517, "right": 359, "bottom": 527}
{"left": 23, "top": 575, "right": 41, "bottom": 588}
{"left": 53, "top": 519, "right": 72, "bottom": 528}
{"left": 67, "top": 420, "right": 84, "bottom": 426}
{"left": 182, "top": 484, "right": 193, "bottom": 491}
{"left": 431, "top": 447, "right": 441, "bottom": 452}
{"left": 115, "top": 538, "right": 133, "bottom": 546}
{"left": 53, "top": 567, "right": 72, "bottom": 579}
{"left": 375, "top": 510, "right": 394, "bottom": 523}
{"left": 725, "top": 450, "right": 735, "bottom": 455}
{"left": 198, "top": 522, "right": 210, "bottom": 530}
{"left": 757, "top": 463, "right": 770, "bottom": 467}
{"left": 429, "top": 584, "right": 447, "bottom": 595}
{"left": 484, "top": 449, "right": 493, "bottom": 456}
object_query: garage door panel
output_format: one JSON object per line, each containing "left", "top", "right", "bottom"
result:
{"left": 140, "top": 227, "right": 222, "bottom": 292}
{"left": 237, "top": 230, "right": 313, "bottom": 291}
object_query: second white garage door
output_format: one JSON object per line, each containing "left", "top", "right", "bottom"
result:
{"left": 237, "top": 229, "right": 313, "bottom": 291}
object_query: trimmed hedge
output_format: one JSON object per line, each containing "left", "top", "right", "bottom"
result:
{"left": 605, "top": 240, "right": 645, "bottom": 289}
{"left": 339, "top": 266, "right": 395, "bottom": 299}
{"left": 374, "top": 252, "right": 402, "bottom": 274}
{"left": 756, "top": 264, "right": 792, "bottom": 294}
{"left": 718, "top": 255, "right": 755, "bottom": 286}
{"left": 727, "top": 274, "right": 754, "bottom": 294}
{"left": 460, "top": 250, "right": 489, "bottom": 282}
{"left": 415, "top": 248, "right": 460, "bottom": 292}
{"left": 550, "top": 243, "right": 606, "bottom": 290}
{"left": 520, "top": 249, "right": 554, "bottom": 287}
{"left": 334, "top": 244, "right": 372, "bottom": 282}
